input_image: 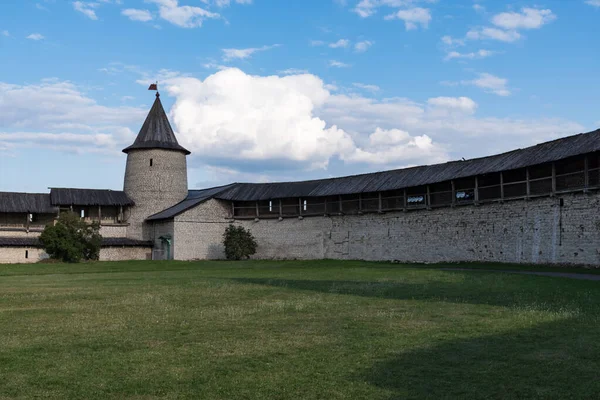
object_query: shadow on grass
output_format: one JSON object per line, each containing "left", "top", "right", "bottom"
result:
{"left": 224, "top": 277, "right": 600, "bottom": 399}
{"left": 363, "top": 317, "right": 600, "bottom": 399}
{"left": 222, "top": 277, "right": 597, "bottom": 312}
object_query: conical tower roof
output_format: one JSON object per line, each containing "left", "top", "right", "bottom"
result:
{"left": 122, "top": 92, "right": 191, "bottom": 155}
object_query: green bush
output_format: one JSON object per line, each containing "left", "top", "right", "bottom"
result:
{"left": 39, "top": 212, "right": 102, "bottom": 263}
{"left": 223, "top": 225, "right": 257, "bottom": 260}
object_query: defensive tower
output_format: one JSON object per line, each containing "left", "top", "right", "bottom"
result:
{"left": 123, "top": 92, "right": 190, "bottom": 240}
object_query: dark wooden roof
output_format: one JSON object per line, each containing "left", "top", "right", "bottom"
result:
{"left": 212, "top": 128, "right": 600, "bottom": 201}
{"left": 50, "top": 188, "right": 134, "bottom": 206}
{"left": 146, "top": 184, "right": 237, "bottom": 221}
{"left": 0, "top": 192, "right": 57, "bottom": 213}
{"left": 0, "top": 237, "right": 152, "bottom": 248}
{"left": 122, "top": 93, "right": 190, "bottom": 155}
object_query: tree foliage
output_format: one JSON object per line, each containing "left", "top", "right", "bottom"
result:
{"left": 223, "top": 225, "right": 257, "bottom": 260}
{"left": 40, "top": 212, "right": 102, "bottom": 263}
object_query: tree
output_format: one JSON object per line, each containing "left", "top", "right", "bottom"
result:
{"left": 40, "top": 212, "right": 102, "bottom": 263}
{"left": 223, "top": 224, "right": 257, "bottom": 260}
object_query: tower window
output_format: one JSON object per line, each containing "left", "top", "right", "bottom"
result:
{"left": 25, "top": 250, "right": 29, "bottom": 259}
{"left": 150, "top": 158, "right": 153, "bottom": 167}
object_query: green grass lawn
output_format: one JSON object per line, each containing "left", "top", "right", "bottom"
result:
{"left": 1, "top": 260, "right": 599, "bottom": 399}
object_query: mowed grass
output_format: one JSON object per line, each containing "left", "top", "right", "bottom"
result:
{"left": 1, "top": 260, "right": 599, "bottom": 399}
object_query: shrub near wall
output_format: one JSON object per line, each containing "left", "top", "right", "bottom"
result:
{"left": 40, "top": 212, "right": 101, "bottom": 263}
{"left": 223, "top": 225, "right": 257, "bottom": 260}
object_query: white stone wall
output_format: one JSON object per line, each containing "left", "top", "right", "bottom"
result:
{"left": 170, "top": 192, "right": 600, "bottom": 266}
{"left": 0, "top": 247, "right": 48, "bottom": 264}
{"left": 99, "top": 246, "right": 152, "bottom": 261}
{"left": 123, "top": 148, "right": 188, "bottom": 240}
{"left": 99, "top": 224, "right": 128, "bottom": 238}
{"left": 173, "top": 199, "right": 231, "bottom": 260}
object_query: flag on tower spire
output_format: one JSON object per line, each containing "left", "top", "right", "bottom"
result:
{"left": 148, "top": 82, "right": 158, "bottom": 91}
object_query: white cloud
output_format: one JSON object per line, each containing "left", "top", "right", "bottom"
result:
{"left": 26, "top": 33, "right": 45, "bottom": 40}
{"left": 122, "top": 8, "right": 153, "bottom": 22}
{"left": 329, "top": 60, "right": 351, "bottom": 68}
{"left": 310, "top": 40, "right": 326, "bottom": 46}
{"left": 491, "top": 8, "right": 556, "bottom": 30}
{"left": 427, "top": 96, "right": 477, "bottom": 114}
{"left": 458, "top": 72, "right": 511, "bottom": 96}
{"left": 162, "top": 68, "right": 447, "bottom": 171}
{"left": 444, "top": 49, "right": 494, "bottom": 61}
{"left": 463, "top": 7, "right": 555, "bottom": 44}
{"left": 146, "top": 0, "right": 220, "bottom": 28}
{"left": 354, "top": 40, "right": 373, "bottom": 52}
{"left": 215, "top": 0, "right": 253, "bottom": 6}
{"left": 441, "top": 35, "right": 465, "bottom": 47}
{"left": 586, "top": 0, "right": 600, "bottom": 7}
{"left": 329, "top": 39, "right": 350, "bottom": 48}
{"left": 221, "top": 44, "right": 280, "bottom": 61}
{"left": 1, "top": 30, "right": 9, "bottom": 37}
{"left": 0, "top": 79, "right": 144, "bottom": 154}
{"left": 384, "top": 7, "right": 431, "bottom": 30}
{"left": 73, "top": 1, "right": 99, "bottom": 20}
{"left": 466, "top": 27, "right": 521, "bottom": 42}
{"left": 1, "top": 71, "right": 585, "bottom": 180}
{"left": 279, "top": 68, "right": 310, "bottom": 75}
{"left": 473, "top": 4, "right": 484, "bottom": 13}
{"left": 353, "top": 83, "right": 380, "bottom": 93}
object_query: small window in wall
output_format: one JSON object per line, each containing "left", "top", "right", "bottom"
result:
{"left": 25, "top": 250, "right": 29, "bottom": 259}
{"left": 269, "top": 200, "right": 273, "bottom": 212}
{"left": 80, "top": 209, "right": 85, "bottom": 219}
{"left": 150, "top": 158, "right": 153, "bottom": 167}
{"left": 303, "top": 200, "right": 307, "bottom": 211}
{"left": 28, "top": 213, "right": 33, "bottom": 222}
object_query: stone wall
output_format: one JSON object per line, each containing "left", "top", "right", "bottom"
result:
{"left": 0, "top": 247, "right": 48, "bottom": 264}
{"left": 99, "top": 246, "right": 152, "bottom": 261}
{"left": 99, "top": 224, "right": 128, "bottom": 238}
{"left": 123, "top": 148, "right": 188, "bottom": 240}
{"left": 173, "top": 199, "right": 232, "bottom": 260}
{"left": 170, "top": 192, "right": 600, "bottom": 266}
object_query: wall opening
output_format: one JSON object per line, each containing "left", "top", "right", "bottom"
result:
{"left": 80, "top": 209, "right": 85, "bottom": 219}
{"left": 150, "top": 158, "right": 153, "bottom": 167}
{"left": 25, "top": 250, "right": 28, "bottom": 259}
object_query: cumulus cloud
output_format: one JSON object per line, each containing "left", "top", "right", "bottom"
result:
{"left": 445, "top": 73, "right": 510, "bottom": 96}
{"left": 122, "top": 8, "right": 153, "bottom": 22}
{"left": 353, "top": 83, "right": 380, "bottom": 93}
{"left": 215, "top": 0, "right": 252, "bottom": 6}
{"left": 586, "top": 0, "right": 600, "bottom": 7}
{"left": 0, "top": 79, "right": 144, "bottom": 154}
{"left": 444, "top": 49, "right": 494, "bottom": 61}
{"left": 2, "top": 30, "right": 9, "bottom": 37}
{"left": 221, "top": 44, "right": 280, "bottom": 61}
{"left": 491, "top": 8, "right": 556, "bottom": 30}
{"left": 384, "top": 7, "right": 431, "bottom": 30}
{"left": 329, "top": 60, "right": 351, "bottom": 68}
{"left": 26, "top": 33, "right": 45, "bottom": 40}
{"left": 441, "top": 35, "right": 465, "bottom": 47}
{"left": 329, "top": 39, "right": 350, "bottom": 48}
{"left": 146, "top": 0, "right": 220, "bottom": 28}
{"left": 1, "top": 70, "right": 585, "bottom": 184}
{"left": 73, "top": 1, "right": 99, "bottom": 20}
{"left": 354, "top": 40, "right": 373, "bottom": 52}
{"left": 466, "top": 27, "right": 521, "bottom": 42}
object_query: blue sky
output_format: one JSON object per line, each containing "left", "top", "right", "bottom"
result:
{"left": 1, "top": 0, "right": 599, "bottom": 193}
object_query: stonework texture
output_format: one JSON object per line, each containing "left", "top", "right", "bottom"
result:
{"left": 166, "top": 192, "right": 600, "bottom": 266}
{"left": 173, "top": 199, "right": 232, "bottom": 260}
{"left": 0, "top": 247, "right": 48, "bottom": 264}
{"left": 123, "top": 148, "right": 188, "bottom": 240}
{"left": 100, "top": 246, "right": 152, "bottom": 261}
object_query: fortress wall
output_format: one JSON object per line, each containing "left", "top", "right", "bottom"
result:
{"left": 0, "top": 247, "right": 48, "bottom": 264}
{"left": 173, "top": 199, "right": 232, "bottom": 260}
{"left": 173, "top": 192, "right": 600, "bottom": 266}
